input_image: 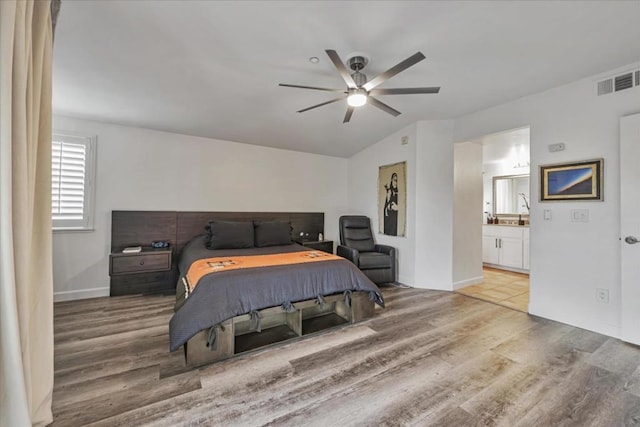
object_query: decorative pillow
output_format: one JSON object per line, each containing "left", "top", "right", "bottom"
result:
{"left": 205, "top": 221, "right": 254, "bottom": 249}
{"left": 254, "top": 221, "right": 293, "bottom": 247}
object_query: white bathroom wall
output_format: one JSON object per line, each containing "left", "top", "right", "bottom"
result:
{"left": 481, "top": 128, "right": 530, "bottom": 220}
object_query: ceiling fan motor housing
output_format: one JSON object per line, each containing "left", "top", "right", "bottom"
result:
{"left": 347, "top": 55, "right": 368, "bottom": 71}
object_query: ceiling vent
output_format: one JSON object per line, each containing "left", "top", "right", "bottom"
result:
{"left": 597, "top": 79, "right": 613, "bottom": 96}
{"left": 615, "top": 72, "right": 633, "bottom": 91}
{"left": 597, "top": 69, "right": 640, "bottom": 96}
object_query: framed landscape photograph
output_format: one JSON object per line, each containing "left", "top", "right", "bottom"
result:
{"left": 540, "top": 158, "right": 603, "bottom": 201}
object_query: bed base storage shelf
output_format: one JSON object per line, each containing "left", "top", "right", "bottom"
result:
{"left": 184, "top": 291, "right": 374, "bottom": 367}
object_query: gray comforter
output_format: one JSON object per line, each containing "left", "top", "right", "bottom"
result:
{"left": 169, "top": 236, "right": 384, "bottom": 351}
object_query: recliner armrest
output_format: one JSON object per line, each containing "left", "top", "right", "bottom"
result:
{"left": 374, "top": 244, "right": 397, "bottom": 284}
{"left": 374, "top": 244, "right": 395, "bottom": 257}
{"left": 337, "top": 245, "right": 360, "bottom": 265}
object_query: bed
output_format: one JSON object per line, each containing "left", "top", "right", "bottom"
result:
{"left": 168, "top": 220, "right": 384, "bottom": 367}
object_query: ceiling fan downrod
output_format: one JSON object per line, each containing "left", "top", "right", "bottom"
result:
{"left": 348, "top": 55, "right": 368, "bottom": 87}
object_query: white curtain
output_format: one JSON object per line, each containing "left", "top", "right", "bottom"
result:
{"left": 0, "top": 1, "right": 55, "bottom": 426}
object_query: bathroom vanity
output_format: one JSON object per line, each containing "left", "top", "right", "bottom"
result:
{"left": 482, "top": 224, "right": 529, "bottom": 272}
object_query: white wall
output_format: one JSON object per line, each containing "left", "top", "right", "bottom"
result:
{"left": 347, "top": 120, "right": 456, "bottom": 289}
{"left": 454, "top": 62, "right": 640, "bottom": 338}
{"left": 413, "top": 121, "right": 455, "bottom": 290}
{"left": 453, "top": 141, "right": 484, "bottom": 288}
{"left": 52, "top": 116, "right": 349, "bottom": 301}
{"left": 347, "top": 124, "right": 417, "bottom": 285}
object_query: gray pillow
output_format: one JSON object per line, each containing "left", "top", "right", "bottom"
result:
{"left": 205, "top": 221, "right": 254, "bottom": 249}
{"left": 254, "top": 221, "right": 293, "bottom": 247}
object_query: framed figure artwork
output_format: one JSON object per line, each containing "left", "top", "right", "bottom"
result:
{"left": 378, "top": 161, "right": 407, "bottom": 237}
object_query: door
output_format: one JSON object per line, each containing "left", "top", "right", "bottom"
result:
{"left": 621, "top": 113, "right": 640, "bottom": 345}
{"left": 499, "top": 237, "right": 524, "bottom": 269}
{"left": 482, "top": 236, "right": 500, "bottom": 264}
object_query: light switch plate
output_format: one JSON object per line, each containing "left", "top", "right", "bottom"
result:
{"left": 571, "top": 209, "right": 589, "bottom": 222}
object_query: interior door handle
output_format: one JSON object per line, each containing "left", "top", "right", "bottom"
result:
{"left": 625, "top": 236, "right": 640, "bottom": 244}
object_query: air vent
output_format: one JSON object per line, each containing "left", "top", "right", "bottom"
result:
{"left": 615, "top": 73, "right": 633, "bottom": 91}
{"left": 597, "top": 79, "right": 613, "bottom": 96}
{"left": 597, "top": 69, "right": 640, "bottom": 96}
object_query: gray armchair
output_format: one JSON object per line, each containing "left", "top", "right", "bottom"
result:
{"left": 337, "top": 215, "right": 396, "bottom": 285}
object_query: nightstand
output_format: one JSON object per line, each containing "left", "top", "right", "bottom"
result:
{"left": 109, "top": 248, "right": 172, "bottom": 276}
{"left": 298, "top": 240, "right": 334, "bottom": 254}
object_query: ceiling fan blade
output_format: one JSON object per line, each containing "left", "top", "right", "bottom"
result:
{"left": 368, "top": 96, "right": 401, "bottom": 117}
{"left": 279, "top": 83, "right": 345, "bottom": 93}
{"left": 297, "top": 97, "right": 345, "bottom": 113}
{"left": 343, "top": 106, "right": 355, "bottom": 123}
{"left": 369, "top": 87, "right": 440, "bottom": 95}
{"left": 325, "top": 50, "right": 357, "bottom": 89}
{"left": 362, "top": 52, "right": 426, "bottom": 92}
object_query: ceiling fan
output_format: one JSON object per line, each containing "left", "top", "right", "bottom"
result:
{"left": 279, "top": 50, "right": 440, "bottom": 123}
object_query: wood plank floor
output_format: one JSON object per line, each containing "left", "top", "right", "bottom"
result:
{"left": 52, "top": 286, "right": 640, "bottom": 426}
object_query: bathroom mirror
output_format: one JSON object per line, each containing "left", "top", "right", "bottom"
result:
{"left": 493, "top": 174, "right": 530, "bottom": 215}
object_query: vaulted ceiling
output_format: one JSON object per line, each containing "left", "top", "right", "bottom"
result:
{"left": 52, "top": 1, "right": 640, "bottom": 157}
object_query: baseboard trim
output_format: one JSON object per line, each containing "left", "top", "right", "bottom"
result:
{"left": 528, "top": 302, "right": 620, "bottom": 339}
{"left": 483, "top": 263, "right": 529, "bottom": 275}
{"left": 54, "top": 287, "right": 110, "bottom": 302}
{"left": 453, "top": 276, "right": 484, "bottom": 290}
{"left": 397, "top": 274, "right": 413, "bottom": 285}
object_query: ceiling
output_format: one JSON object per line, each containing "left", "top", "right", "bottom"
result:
{"left": 52, "top": 1, "right": 640, "bottom": 158}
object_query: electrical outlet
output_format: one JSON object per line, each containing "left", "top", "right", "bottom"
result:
{"left": 596, "top": 288, "right": 609, "bottom": 303}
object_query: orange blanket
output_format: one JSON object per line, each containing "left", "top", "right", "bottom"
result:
{"left": 185, "top": 251, "right": 342, "bottom": 293}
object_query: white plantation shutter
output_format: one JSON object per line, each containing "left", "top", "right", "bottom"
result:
{"left": 51, "top": 133, "right": 96, "bottom": 230}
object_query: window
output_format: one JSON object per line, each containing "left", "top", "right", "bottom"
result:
{"left": 51, "top": 133, "right": 96, "bottom": 230}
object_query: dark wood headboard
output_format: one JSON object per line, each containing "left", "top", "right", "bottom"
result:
{"left": 110, "top": 210, "right": 324, "bottom": 295}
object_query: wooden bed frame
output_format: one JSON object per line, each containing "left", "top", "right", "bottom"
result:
{"left": 110, "top": 210, "right": 378, "bottom": 367}
{"left": 185, "top": 291, "right": 375, "bottom": 367}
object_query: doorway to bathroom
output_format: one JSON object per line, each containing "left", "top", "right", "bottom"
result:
{"left": 454, "top": 126, "right": 530, "bottom": 312}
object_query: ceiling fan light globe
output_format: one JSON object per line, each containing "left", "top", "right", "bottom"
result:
{"left": 347, "top": 92, "right": 367, "bottom": 107}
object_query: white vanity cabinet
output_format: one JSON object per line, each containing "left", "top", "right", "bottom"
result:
{"left": 482, "top": 225, "right": 529, "bottom": 272}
